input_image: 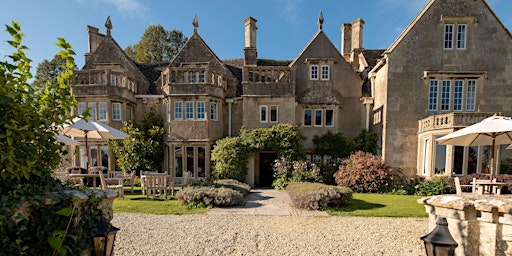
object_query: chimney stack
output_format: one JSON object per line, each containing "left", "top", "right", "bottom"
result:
{"left": 85, "top": 25, "right": 101, "bottom": 63}
{"left": 244, "top": 16, "right": 258, "bottom": 66}
{"left": 341, "top": 23, "right": 352, "bottom": 61}
{"left": 351, "top": 18, "right": 364, "bottom": 50}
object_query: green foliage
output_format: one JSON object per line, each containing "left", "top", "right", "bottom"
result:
{"left": 414, "top": 177, "right": 451, "bottom": 196}
{"left": 32, "top": 54, "right": 77, "bottom": 92}
{"left": 313, "top": 131, "right": 354, "bottom": 159}
{"left": 271, "top": 157, "right": 323, "bottom": 190}
{"left": 0, "top": 22, "right": 102, "bottom": 255}
{"left": 110, "top": 108, "right": 165, "bottom": 175}
{"left": 1, "top": 23, "right": 76, "bottom": 180}
{"left": 353, "top": 129, "right": 378, "bottom": 154}
{"left": 333, "top": 151, "right": 396, "bottom": 193}
{"left": 286, "top": 182, "right": 353, "bottom": 210}
{"left": 212, "top": 124, "right": 305, "bottom": 182}
{"left": 177, "top": 186, "right": 244, "bottom": 208}
{"left": 124, "top": 25, "right": 187, "bottom": 63}
{"left": 500, "top": 157, "right": 512, "bottom": 175}
{"left": 211, "top": 136, "right": 248, "bottom": 181}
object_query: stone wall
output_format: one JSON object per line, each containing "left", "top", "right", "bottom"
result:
{"left": 419, "top": 194, "right": 512, "bottom": 256}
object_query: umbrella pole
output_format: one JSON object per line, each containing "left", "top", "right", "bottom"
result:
{"left": 490, "top": 138, "right": 495, "bottom": 181}
{"left": 85, "top": 131, "right": 89, "bottom": 172}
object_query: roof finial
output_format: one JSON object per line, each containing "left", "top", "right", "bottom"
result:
{"left": 318, "top": 11, "right": 324, "bottom": 31}
{"left": 105, "top": 16, "right": 112, "bottom": 36}
{"left": 193, "top": 14, "right": 199, "bottom": 33}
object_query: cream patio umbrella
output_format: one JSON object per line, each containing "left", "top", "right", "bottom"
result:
{"left": 60, "top": 117, "right": 128, "bottom": 170}
{"left": 54, "top": 134, "right": 81, "bottom": 146}
{"left": 436, "top": 114, "right": 512, "bottom": 180}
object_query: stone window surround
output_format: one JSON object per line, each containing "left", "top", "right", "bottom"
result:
{"left": 423, "top": 71, "right": 486, "bottom": 112}
{"left": 305, "top": 58, "right": 335, "bottom": 81}
{"left": 259, "top": 104, "right": 278, "bottom": 123}
{"left": 302, "top": 106, "right": 335, "bottom": 127}
{"left": 440, "top": 15, "right": 476, "bottom": 50}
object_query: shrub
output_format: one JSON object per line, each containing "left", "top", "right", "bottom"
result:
{"left": 286, "top": 182, "right": 353, "bottom": 210}
{"left": 387, "top": 175, "right": 425, "bottom": 195}
{"left": 272, "top": 158, "right": 323, "bottom": 190}
{"left": 214, "top": 179, "right": 251, "bottom": 195}
{"left": 415, "top": 177, "right": 451, "bottom": 196}
{"left": 333, "top": 151, "right": 395, "bottom": 193}
{"left": 177, "top": 186, "right": 244, "bottom": 208}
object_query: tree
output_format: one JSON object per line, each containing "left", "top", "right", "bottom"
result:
{"left": 124, "top": 25, "right": 187, "bottom": 63}
{"left": 111, "top": 108, "right": 165, "bottom": 175}
{"left": 1, "top": 22, "right": 101, "bottom": 256}
{"left": 32, "top": 54, "right": 66, "bottom": 91}
{"left": 1, "top": 22, "right": 77, "bottom": 180}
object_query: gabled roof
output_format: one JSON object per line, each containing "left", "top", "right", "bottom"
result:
{"left": 82, "top": 32, "right": 153, "bottom": 93}
{"left": 386, "top": 0, "right": 512, "bottom": 54}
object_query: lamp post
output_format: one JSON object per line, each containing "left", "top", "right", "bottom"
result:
{"left": 421, "top": 217, "right": 458, "bottom": 256}
{"left": 93, "top": 215, "right": 120, "bottom": 256}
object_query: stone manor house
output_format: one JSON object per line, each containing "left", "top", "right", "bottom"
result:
{"left": 66, "top": 0, "right": 512, "bottom": 187}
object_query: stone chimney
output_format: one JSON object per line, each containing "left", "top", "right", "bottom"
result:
{"left": 244, "top": 16, "right": 258, "bottom": 66}
{"left": 341, "top": 23, "right": 352, "bottom": 61}
{"left": 341, "top": 18, "right": 365, "bottom": 64}
{"left": 86, "top": 25, "right": 101, "bottom": 63}
{"left": 351, "top": 18, "right": 364, "bottom": 50}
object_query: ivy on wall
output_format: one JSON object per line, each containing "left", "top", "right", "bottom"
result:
{"left": 211, "top": 124, "right": 306, "bottom": 182}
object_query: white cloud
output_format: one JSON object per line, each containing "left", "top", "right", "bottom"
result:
{"left": 277, "top": 0, "right": 304, "bottom": 25}
{"left": 95, "top": 0, "right": 149, "bottom": 20}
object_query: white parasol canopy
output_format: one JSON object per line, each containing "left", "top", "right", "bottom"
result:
{"left": 61, "top": 117, "right": 129, "bottom": 170}
{"left": 54, "top": 134, "right": 81, "bottom": 146}
{"left": 436, "top": 114, "right": 512, "bottom": 179}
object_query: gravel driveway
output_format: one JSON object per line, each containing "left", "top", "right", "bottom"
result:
{"left": 111, "top": 189, "right": 428, "bottom": 256}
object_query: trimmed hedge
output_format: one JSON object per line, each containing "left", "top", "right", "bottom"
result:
{"left": 286, "top": 182, "right": 353, "bottom": 210}
{"left": 177, "top": 186, "right": 244, "bottom": 208}
{"left": 213, "top": 179, "right": 251, "bottom": 195}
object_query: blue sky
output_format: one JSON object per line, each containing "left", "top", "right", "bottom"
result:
{"left": 1, "top": 0, "right": 511, "bottom": 70}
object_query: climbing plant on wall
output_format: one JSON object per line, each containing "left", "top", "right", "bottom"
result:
{"left": 211, "top": 123, "right": 305, "bottom": 182}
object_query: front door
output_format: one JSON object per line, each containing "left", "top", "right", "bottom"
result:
{"left": 259, "top": 153, "right": 277, "bottom": 187}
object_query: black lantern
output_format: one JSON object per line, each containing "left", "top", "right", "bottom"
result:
{"left": 421, "top": 217, "right": 458, "bottom": 256}
{"left": 93, "top": 215, "right": 120, "bottom": 256}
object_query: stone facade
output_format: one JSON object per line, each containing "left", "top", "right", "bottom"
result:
{"left": 67, "top": 0, "right": 512, "bottom": 186}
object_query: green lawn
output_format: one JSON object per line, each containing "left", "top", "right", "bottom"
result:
{"left": 325, "top": 193, "right": 428, "bottom": 218}
{"left": 112, "top": 188, "right": 208, "bottom": 215}
{"left": 113, "top": 188, "right": 428, "bottom": 217}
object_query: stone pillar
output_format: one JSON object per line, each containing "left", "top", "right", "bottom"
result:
{"left": 419, "top": 194, "right": 512, "bottom": 256}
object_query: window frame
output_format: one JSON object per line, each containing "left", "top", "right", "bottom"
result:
{"left": 428, "top": 80, "right": 439, "bottom": 111}
{"left": 210, "top": 102, "right": 218, "bottom": 121}
{"left": 321, "top": 65, "right": 330, "bottom": 80}
{"left": 188, "top": 71, "right": 195, "bottom": 83}
{"left": 185, "top": 101, "right": 194, "bottom": 120}
{"left": 112, "top": 102, "right": 121, "bottom": 121}
{"left": 444, "top": 24, "right": 454, "bottom": 49}
{"left": 269, "top": 105, "right": 278, "bottom": 123}
{"left": 325, "top": 109, "right": 334, "bottom": 127}
{"left": 310, "top": 65, "right": 319, "bottom": 80}
{"left": 440, "top": 80, "right": 451, "bottom": 111}
{"left": 174, "top": 101, "right": 183, "bottom": 120}
{"left": 196, "top": 101, "right": 205, "bottom": 120}
{"left": 314, "top": 109, "right": 323, "bottom": 126}
{"left": 98, "top": 102, "right": 107, "bottom": 120}
{"left": 303, "top": 109, "right": 312, "bottom": 126}
{"left": 78, "top": 102, "right": 86, "bottom": 116}
{"left": 88, "top": 102, "right": 97, "bottom": 120}
{"left": 260, "top": 105, "right": 268, "bottom": 123}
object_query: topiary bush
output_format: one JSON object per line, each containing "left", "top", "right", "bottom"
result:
{"left": 333, "top": 151, "right": 395, "bottom": 193}
{"left": 177, "top": 186, "right": 244, "bottom": 208}
{"left": 286, "top": 182, "right": 353, "bottom": 210}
